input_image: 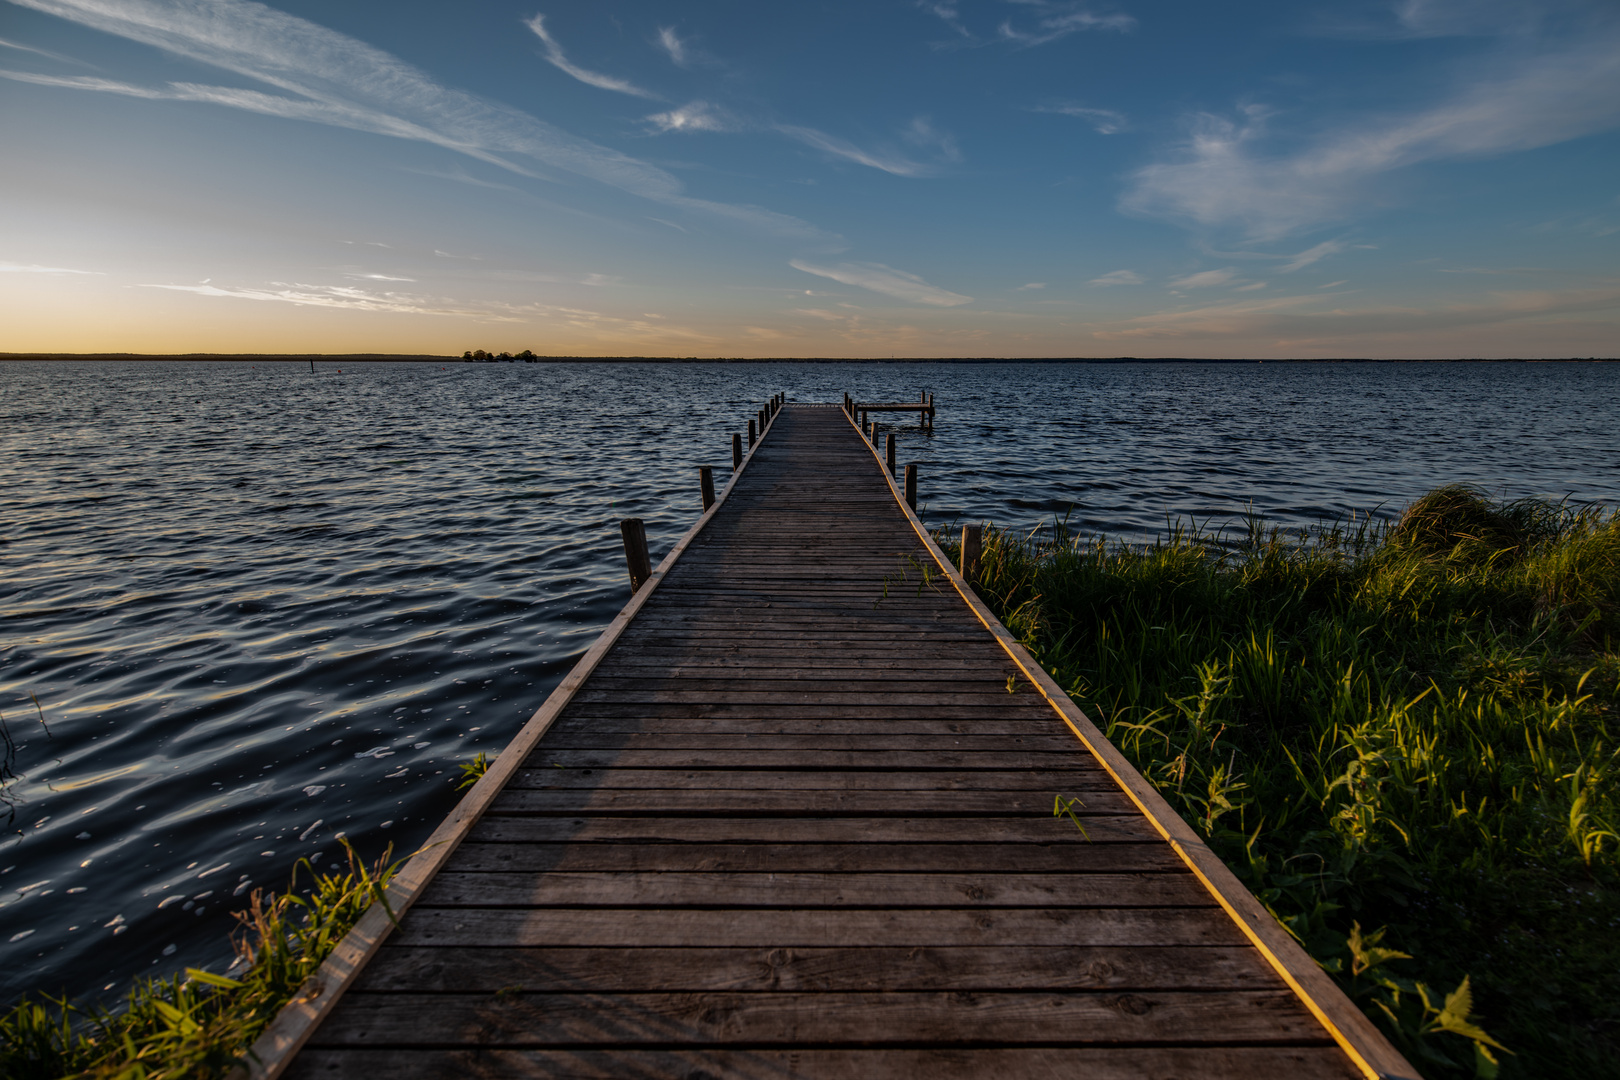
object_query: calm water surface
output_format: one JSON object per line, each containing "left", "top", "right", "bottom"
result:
{"left": 2, "top": 359, "right": 1616, "bottom": 1003}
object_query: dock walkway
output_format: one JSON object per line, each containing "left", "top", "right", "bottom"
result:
{"left": 266, "top": 403, "right": 1411, "bottom": 1079}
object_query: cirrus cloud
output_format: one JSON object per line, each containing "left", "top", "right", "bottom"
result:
{"left": 790, "top": 259, "right": 972, "bottom": 306}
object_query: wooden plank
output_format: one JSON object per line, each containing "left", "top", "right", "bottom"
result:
{"left": 392, "top": 907, "right": 1246, "bottom": 948}
{"left": 506, "top": 768, "right": 1119, "bottom": 791}
{"left": 303, "top": 989, "right": 1329, "bottom": 1047}
{"left": 485, "top": 788, "right": 1138, "bottom": 816}
{"left": 414, "top": 870, "right": 1213, "bottom": 908}
{"left": 515, "top": 748, "right": 1105, "bottom": 770}
{"left": 523, "top": 733, "right": 1084, "bottom": 751}
{"left": 344, "top": 943, "right": 1282, "bottom": 993}
{"left": 447, "top": 842, "right": 1187, "bottom": 874}
{"left": 545, "top": 717, "right": 1066, "bottom": 736}
{"left": 287, "top": 1046, "right": 1360, "bottom": 1080}
{"left": 466, "top": 815, "right": 1160, "bottom": 845}
{"left": 555, "top": 704, "right": 1068, "bottom": 721}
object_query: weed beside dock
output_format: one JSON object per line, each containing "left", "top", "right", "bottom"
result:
{"left": 0, "top": 842, "right": 396, "bottom": 1080}
{"left": 944, "top": 487, "right": 1619, "bottom": 1079}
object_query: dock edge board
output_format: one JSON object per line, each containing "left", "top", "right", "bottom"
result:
{"left": 235, "top": 402, "right": 787, "bottom": 1080}
{"left": 845, "top": 405, "right": 1420, "bottom": 1080}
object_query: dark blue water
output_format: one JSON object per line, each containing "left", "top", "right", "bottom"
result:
{"left": 2, "top": 359, "right": 1616, "bottom": 1003}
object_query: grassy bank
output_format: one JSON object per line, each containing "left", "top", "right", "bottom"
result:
{"left": 941, "top": 486, "right": 1619, "bottom": 1078}
{"left": 0, "top": 842, "right": 395, "bottom": 1080}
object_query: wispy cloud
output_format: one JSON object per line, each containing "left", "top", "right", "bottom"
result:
{"left": 655, "top": 26, "right": 693, "bottom": 67}
{"left": 1092, "top": 284, "right": 1620, "bottom": 343}
{"left": 1123, "top": 26, "right": 1620, "bottom": 239}
{"left": 1030, "top": 102, "right": 1127, "bottom": 134}
{"left": 1169, "top": 268, "right": 1238, "bottom": 289}
{"left": 345, "top": 273, "right": 415, "bottom": 282}
{"left": 901, "top": 116, "right": 961, "bottom": 162}
{"left": 0, "top": 260, "right": 102, "bottom": 274}
{"left": 0, "top": 33, "right": 83, "bottom": 64}
{"left": 1278, "top": 239, "right": 1347, "bottom": 272}
{"left": 1088, "top": 269, "right": 1143, "bottom": 286}
{"left": 778, "top": 125, "right": 935, "bottom": 177}
{"left": 645, "top": 100, "right": 734, "bottom": 134}
{"left": 141, "top": 281, "right": 489, "bottom": 316}
{"left": 1016, "top": 282, "right": 1046, "bottom": 290}
{"left": 5, "top": 1, "right": 828, "bottom": 241}
{"left": 523, "top": 13, "right": 656, "bottom": 99}
{"left": 401, "top": 165, "right": 527, "bottom": 193}
{"left": 998, "top": 7, "right": 1135, "bottom": 47}
{"left": 790, "top": 259, "right": 972, "bottom": 306}
{"left": 642, "top": 99, "right": 955, "bottom": 177}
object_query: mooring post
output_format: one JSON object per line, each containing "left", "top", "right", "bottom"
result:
{"left": 904, "top": 463, "right": 917, "bottom": 510}
{"left": 928, "top": 393, "right": 935, "bottom": 431}
{"left": 886, "top": 433, "right": 896, "bottom": 475}
{"left": 748, "top": 418, "right": 756, "bottom": 447}
{"left": 699, "top": 466, "right": 715, "bottom": 510}
{"left": 961, "top": 524, "right": 982, "bottom": 579}
{"left": 732, "top": 432, "right": 742, "bottom": 468}
{"left": 620, "top": 518, "right": 651, "bottom": 591}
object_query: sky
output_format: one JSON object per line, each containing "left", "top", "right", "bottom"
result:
{"left": 2, "top": 0, "right": 1618, "bottom": 358}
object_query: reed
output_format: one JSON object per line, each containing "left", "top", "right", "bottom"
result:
{"left": 0, "top": 840, "right": 398, "bottom": 1080}
{"left": 941, "top": 488, "right": 1619, "bottom": 1079}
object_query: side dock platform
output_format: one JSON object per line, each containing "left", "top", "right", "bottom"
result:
{"left": 249, "top": 401, "right": 1416, "bottom": 1079}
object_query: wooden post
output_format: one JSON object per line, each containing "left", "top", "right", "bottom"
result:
{"left": 732, "top": 432, "right": 742, "bottom": 468}
{"left": 928, "top": 393, "right": 935, "bottom": 431}
{"left": 620, "top": 518, "right": 651, "bottom": 592}
{"left": 748, "top": 418, "right": 756, "bottom": 447}
{"left": 699, "top": 466, "right": 715, "bottom": 510}
{"left": 961, "top": 524, "right": 982, "bottom": 579}
{"left": 886, "top": 433, "right": 896, "bottom": 475}
{"left": 904, "top": 463, "right": 917, "bottom": 510}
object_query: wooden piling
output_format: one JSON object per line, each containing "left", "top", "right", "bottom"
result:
{"left": 961, "top": 524, "right": 982, "bottom": 579}
{"left": 886, "top": 433, "right": 896, "bottom": 475}
{"left": 748, "top": 418, "right": 756, "bottom": 447}
{"left": 904, "top": 463, "right": 917, "bottom": 510}
{"left": 619, "top": 518, "right": 651, "bottom": 591}
{"left": 698, "top": 466, "right": 715, "bottom": 510}
{"left": 732, "top": 432, "right": 742, "bottom": 469}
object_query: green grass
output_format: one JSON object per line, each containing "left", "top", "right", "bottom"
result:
{"left": 0, "top": 841, "right": 397, "bottom": 1080}
{"left": 941, "top": 486, "right": 1620, "bottom": 1079}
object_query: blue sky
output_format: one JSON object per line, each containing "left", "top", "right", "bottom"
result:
{"left": 2, "top": 0, "right": 1617, "bottom": 357}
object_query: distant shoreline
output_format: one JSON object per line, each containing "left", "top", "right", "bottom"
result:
{"left": 2, "top": 353, "right": 1615, "bottom": 364}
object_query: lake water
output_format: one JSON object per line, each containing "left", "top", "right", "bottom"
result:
{"left": 2, "top": 359, "right": 1617, "bottom": 1005}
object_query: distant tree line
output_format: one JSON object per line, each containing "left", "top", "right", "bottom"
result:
{"left": 462, "top": 349, "right": 538, "bottom": 362}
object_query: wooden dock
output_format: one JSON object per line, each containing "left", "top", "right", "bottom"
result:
{"left": 252, "top": 401, "right": 1415, "bottom": 1079}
